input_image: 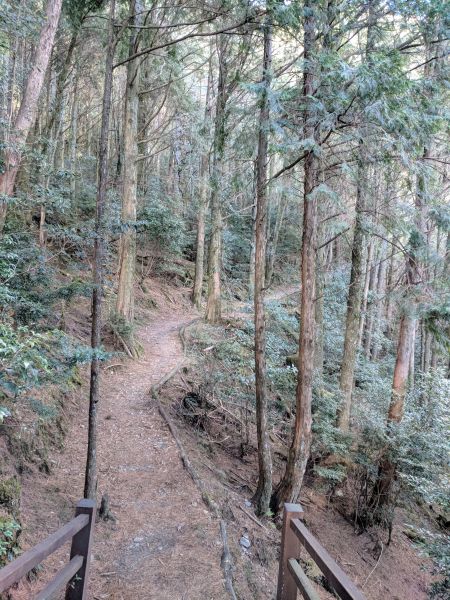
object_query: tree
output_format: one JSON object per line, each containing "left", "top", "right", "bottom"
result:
{"left": 253, "top": 14, "right": 273, "bottom": 516}
{"left": 84, "top": 0, "right": 116, "bottom": 500}
{"left": 272, "top": 0, "right": 319, "bottom": 511}
{"left": 205, "top": 28, "right": 251, "bottom": 323}
{"left": 205, "top": 34, "right": 228, "bottom": 324}
{"left": 115, "top": 0, "right": 143, "bottom": 354}
{"left": 337, "top": 0, "right": 377, "bottom": 432}
{"left": 0, "top": 0, "right": 63, "bottom": 232}
{"left": 192, "top": 47, "right": 213, "bottom": 310}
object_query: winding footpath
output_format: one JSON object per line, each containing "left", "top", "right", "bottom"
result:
{"left": 20, "top": 302, "right": 227, "bottom": 600}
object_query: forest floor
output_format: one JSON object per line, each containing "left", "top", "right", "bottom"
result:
{"left": 9, "top": 278, "right": 435, "bottom": 600}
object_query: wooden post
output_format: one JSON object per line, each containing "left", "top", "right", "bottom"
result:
{"left": 277, "top": 503, "right": 304, "bottom": 600}
{"left": 65, "top": 499, "right": 95, "bottom": 600}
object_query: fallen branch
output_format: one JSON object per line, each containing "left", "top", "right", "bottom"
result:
{"left": 156, "top": 398, "right": 219, "bottom": 516}
{"left": 110, "top": 322, "right": 134, "bottom": 358}
{"left": 362, "top": 541, "right": 384, "bottom": 588}
{"left": 103, "top": 362, "right": 125, "bottom": 370}
{"left": 238, "top": 505, "right": 268, "bottom": 531}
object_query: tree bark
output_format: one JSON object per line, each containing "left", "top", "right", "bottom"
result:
{"left": 266, "top": 185, "right": 288, "bottom": 288}
{"left": 205, "top": 35, "right": 228, "bottom": 324}
{"left": 337, "top": 155, "right": 365, "bottom": 430}
{"left": 84, "top": 0, "right": 116, "bottom": 500}
{"left": 192, "top": 154, "right": 209, "bottom": 309}
{"left": 116, "top": 0, "right": 143, "bottom": 345}
{"left": 193, "top": 52, "right": 213, "bottom": 310}
{"left": 358, "top": 241, "right": 374, "bottom": 346}
{"left": 253, "top": 18, "right": 273, "bottom": 516}
{"left": 70, "top": 75, "right": 79, "bottom": 205}
{"left": 0, "top": 0, "right": 63, "bottom": 232}
{"left": 272, "top": 0, "right": 318, "bottom": 511}
{"left": 248, "top": 198, "right": 257, "bottom": 298}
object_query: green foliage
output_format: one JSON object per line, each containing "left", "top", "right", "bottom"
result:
{"left": 0, "top": 323, "right": 53, "bottom": 399}
{"left": 0, "top": 478, "right": 21, "bottom": 512}
{"left": 411, "top": 528, "right": 450, "bottom": 599}
{"left": 63, "top": 0, "right": 105, "bottom": 29}
{"left": 137, "top": 193, "right": 187, "bottom": 257}
{"left": 0, "top": 517, "right": 20, "bottom": 566}
{"left": 0, "top": 233, "right": 91, "bottom": 325}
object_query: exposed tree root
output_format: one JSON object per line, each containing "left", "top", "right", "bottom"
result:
{"left": 220, "top": 519, "right": 238, "bottom": 600}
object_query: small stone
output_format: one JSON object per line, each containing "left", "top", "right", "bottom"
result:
{"left": 244, "top": 500, "right": 252, "bottom": 508}
{"left": 240, "top": 534, "right": 251, "bottom": 550}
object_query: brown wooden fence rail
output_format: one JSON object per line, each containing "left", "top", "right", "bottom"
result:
{"left": 277, "top": 503, "right": 367, "bottom": 600}
{"left": 0, "top": 499, "right": 95, "bottom": 600}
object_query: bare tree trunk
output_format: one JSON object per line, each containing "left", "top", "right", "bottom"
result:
{"left": 266, "top": 186, "right": 288, "bottom": 288}
{"left": 358, "top": 241, "right": 374, "bottom": 346}
{"left": 253, "top": 18, "right": 273, "bottom": 516}
{"left": 206, "top": 36, "right": 227, "bottom": 324}
{"left": 337, "top": 156, "right": 366, "bottom": 430}
{"left": 364, "top": 245, "right": 380, "bottom": 358}
{"left": 372, "top": 241, "right": 387, "bottom": 360}
{"left": 116, "top": 0, "right": 142, "bottom": 348}
{"left": 193, "top": 53, "right": 213, "bottom": 309}
{"left": 0, "top": 0, "right": 63, "bottom": 231}
{"left": 408, "top": 321, "right": 416, "bottom": 385}
{"left": 314, "top": 249, "right": 324, "bottom": 375}
{"left": 43, "top": 30, "right": 78, "bottom": 147}
{"left": 371, "top": 312, "right": 415, "bottom": 507}
{"left": 192, "top": 154, "right": 209, "bottom": 309}
{"left": 248, "top": 198, "right": 257, "bottom": 298}
{"left": 272, "top": 0, "right": 318, "bottom": 511}
{"left": 70, "top": 75, "right": 79, "bottom": 205}
{"left": 84, "top": 0, "right": 116, "bottom": 500}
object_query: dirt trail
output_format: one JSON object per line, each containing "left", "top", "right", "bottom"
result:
{"left": 20, "top": 300, "right": 227, "bottom": 600}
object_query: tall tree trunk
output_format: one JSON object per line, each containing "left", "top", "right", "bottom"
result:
{"left": 266, "top": 185, "right": 289, "bottom": 288}
{"left": 70, "top": 75, "right": 79, "bottom": 205}
{"left": 337, "top": 156, "right": 366, "bottom": 430}
{"left": 272, "top": 0, "right": 318, "bottom": 511}
{"left": 205, "top": 36, "right": 227, "bottom": 324}
{"left": 192, "top": 154, "right": 209, "bottom": 309}
{"left": 253, "top": 18, "right": 273, "bottom": 516}
{"left": 84, "top": 0, "right": 116, "bottom": 500}
{"left": 358, "top": 241, "right": 374, "bottom": 346}
{"left": 248, "top": 161, "right": 258, "bottom": 300}
{"left": 115, "top": 0, "right": 142, "bottom": 349}
{"left": 363, "top": 247, "right": 380, "bottom": 358}
{"left": 192, "top": 53, "right": 213, "bottom": 309}
{"left": 384, "top": 243, "right": 395, "bottom": 336}
{"left": 370, "top": 312, "right": 415, "bottom": 507}
{"left": 372, "top": 240, "right": 387, "bottom": 360}
{"left": 0, "top": 0, "right": 63, "bottom": 231}
{"left": 43, "top": 30, "right": 79, "bottom": 147}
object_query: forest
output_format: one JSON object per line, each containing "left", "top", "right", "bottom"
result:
{"left": 0, "top": 0, "right": 449, "bottom": 598}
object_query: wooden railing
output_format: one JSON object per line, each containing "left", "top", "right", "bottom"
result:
{"left": 0, "top": 499, "right": 95, "bottom": 600}
{"left": 277, "top": 503, "right": 366, "bottom": 600}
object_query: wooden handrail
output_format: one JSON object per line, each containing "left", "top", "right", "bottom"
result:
{"left": 287, "top": 558, "right": 320, "bottom": 600}
{"left": 0, "top": 499, "right": 95, "bottom": 600}
{"left": 277, "top": 503, "right": 367, "bottom": 600}
{"left": 35, "top": 555, "right": 83, "bottom": 600}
